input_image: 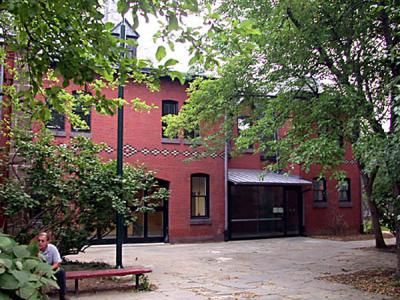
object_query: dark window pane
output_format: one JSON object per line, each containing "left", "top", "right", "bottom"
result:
{"left": 71, "top": 106, "right": 91, "bottom": 132}
{"left": 71, "top": 92, "right": 91, "bottom": 132}
{"left": 237, "top": 116, "right": 253, "bottom": 150}
{"left": 313, "top": 178, "right": 326, "bottom": 202}
{"left": 338, "top": 179, "right": 351, "bottom": 202}
{"left": 46, "top": 106, "right": 65, "bottom": 131}
{"left": 191, "top": 174, "right": 209, "bottom": 218}
{"left": 162, "top": 100, "right": 178, "bottom": 138}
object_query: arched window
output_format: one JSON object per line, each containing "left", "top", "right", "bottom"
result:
{"left": 191, "top": 174, "right": 210, "bottom": 218}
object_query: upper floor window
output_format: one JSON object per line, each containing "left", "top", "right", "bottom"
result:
{"left": 191, "top": 174, "right": 210, "bottom": 219}
{"left": 338, "top": 178, "right": 351, "bottom": 202}
{"left": 237, "top": 116, "right": 253, "bottom": 150}
{"left": 45, "top": 104, "right": 65, "bottom": 131}
{"left": 162, "top": 100, "right": 178, "bottom": 139}
{"left": 71, "top": 91, "right": 91, "bottom": 132}
{"left": 260, "top": 130, "right": 278, "bottom": 162}
{"left": 313, "top": 178, "right": 327, "bottom": 202}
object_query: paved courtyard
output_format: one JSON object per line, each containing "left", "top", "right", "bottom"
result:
{"left": 62, "top": 237, "right": 396, "bottom": 299}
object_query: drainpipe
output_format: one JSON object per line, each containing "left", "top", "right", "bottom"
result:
{"left": 224, "top": 114, "right": 229, "bottom": 241}
{"left": 224, "top": 138, "right": 229, "bottom": 240}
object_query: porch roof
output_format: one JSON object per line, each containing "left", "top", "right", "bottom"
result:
{"left": 228, "top": 169, "right": 312, "bottom": 186}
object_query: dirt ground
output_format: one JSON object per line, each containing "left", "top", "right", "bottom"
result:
{"left": 322, "top": 269, "right": 400, "bottom": 298}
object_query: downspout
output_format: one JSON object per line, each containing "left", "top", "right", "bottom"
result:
{"left": 224, "top": 137, "right": 229, "bottom": 240}
{"left": 224, "top": 114, "right": 229, "bottom": 241}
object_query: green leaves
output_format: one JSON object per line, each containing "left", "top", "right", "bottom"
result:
{"left": 2, "top": 132, "right": 169, "bottom": 258}
{"left": 156, "top": 45, "right": 167, "bottom": 61}
{"left": 0, "top": 235, "right": 56, "bottom": 299}
{"left": 13, "top": 246, "right": 31, "bottom": 259}
{"left": 0, "top": 274, "right": 19, "bottom": 290}
{"left": 165, "top": 59, "right": 179, "bottom": 67}
{"left": 167, "top": 12, "right": 180, "bottom": 31}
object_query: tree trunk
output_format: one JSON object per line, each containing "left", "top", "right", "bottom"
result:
{"left": 366, "top": 195, "right": 387, "bottom": 248}
{"left": 361, "top": 171, "right": 387, "bottom": 249}
{"left": 392, "top": 167, "right": 400, "bottom": 278}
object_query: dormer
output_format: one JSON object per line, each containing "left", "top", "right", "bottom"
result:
{"left": 111, "top": 19, "right": 139, "bottom": 59}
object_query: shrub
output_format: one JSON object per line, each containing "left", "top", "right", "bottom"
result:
{"left": 0, "top": 130, "right": 169, "bottom": 257}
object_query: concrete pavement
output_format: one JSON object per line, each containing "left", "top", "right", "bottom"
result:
{"left": 60, "top": 237, "right": 396, "bottom": 299}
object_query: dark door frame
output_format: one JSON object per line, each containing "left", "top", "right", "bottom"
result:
{"left": 228, "top": 183, "right": 303, "bottom": 240}
{"left": 91, "top": 179, "right": 169, "bottom": 245}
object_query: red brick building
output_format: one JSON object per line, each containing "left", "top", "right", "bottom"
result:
{"left": 44, "top": 75, "right": 362, "bottom": 244}
{"left": 1, "top": 22, "right": 362, "bottom": 243}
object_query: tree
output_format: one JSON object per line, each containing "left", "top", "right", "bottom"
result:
{"left": 0, "top": 130, "right": 168, "bottom": 256}
{"left": 0, "top": 0, "right": 200, "bottom": 123}
{"left": 165, "top": 1, "right": 400, "bottom": 274}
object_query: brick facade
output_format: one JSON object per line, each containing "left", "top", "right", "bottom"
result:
{"left": 2, "top": 71, "right": 362, "bottom": 242}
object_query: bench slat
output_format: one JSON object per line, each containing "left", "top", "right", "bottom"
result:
{"left": 66, "top": 267, "right": 152, "bottom": 280}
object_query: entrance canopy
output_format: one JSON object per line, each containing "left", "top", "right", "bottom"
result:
{"left": 228, "top": 169, "right": 311, "bottom": 186}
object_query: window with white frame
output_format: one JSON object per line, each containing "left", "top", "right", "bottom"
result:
{"left": 191, "top": 174, "right": 210, "bottom": 218}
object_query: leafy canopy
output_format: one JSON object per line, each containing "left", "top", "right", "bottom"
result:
{"left": 166, "top": 0, "right": 400, "bottom": 179}
{"left": 0, "top": 0, "right": 202, "bottom": 122}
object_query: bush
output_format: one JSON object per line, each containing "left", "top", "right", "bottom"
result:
{"left": 0, "top": 234, "right": 57, "bottom": 300}
{"left": 1, "top": 130, "right": 169, "bottom": 257}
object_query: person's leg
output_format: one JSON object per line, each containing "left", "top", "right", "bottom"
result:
{"left": 55, "top": 268, "right": 66, "bottom": 300}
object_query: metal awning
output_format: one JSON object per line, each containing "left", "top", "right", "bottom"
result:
{"left": 228, "top": 169, "right": 312, "bottom": 185}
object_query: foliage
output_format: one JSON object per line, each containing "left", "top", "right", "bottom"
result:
{"left": 0, "top": 0, "right": 202, "bottom": 124}
{"left": 0, "top": 233, "right": 57, "bottom": 300}
{"left": 165, "top": 0, "right": 400, "bottom": 241}
{"left": 0, "top": 130, "right": 169, "bottom": 256}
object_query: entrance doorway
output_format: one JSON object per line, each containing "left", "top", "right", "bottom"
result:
{"left": 92, "top": 179, "right": 169, "bottom": 244}
{"left": 228, "top": 185, "right": 302, "bottom": 239}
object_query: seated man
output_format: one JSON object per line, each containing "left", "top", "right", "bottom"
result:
{"left": 38, "top": 232, "right": 67, "bottom": 300}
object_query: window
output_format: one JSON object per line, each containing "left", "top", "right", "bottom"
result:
{"left": 45, "top": 105, "right": 65, "bottom": 131}
{"left": 260, "top": 130, "right": 278, "bottom": 161}
{"left": 162, "top": 100, "right": 178, "bottom": 139}
{"left": 71, "top": 92, "right": 91, "bottom": 132}
{"left": 338, "top": 178, "right": 351, "bottom": 202}
{"left": 237, "top": 116, "right": 253, "bottom": 150}
{"left": 313, "top": 178, "right": 327, "bottom": 202}
{"left": 191, "top": 174, "right": 210, "bottom": 218}
{"left": 184, "top": 126, "right": 200, "bottom": 140}
{"left": 71, "top": 105, "right": 91, "bottom": 132}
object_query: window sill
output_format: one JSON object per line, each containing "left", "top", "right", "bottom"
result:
{"left": 161, "top": 138, "right": 180, "bottom": 144}
{"left": 313, "top": 202, "right": 328, "bottom": 208}
{"left": 71, "top": 131, "right": 92, "bottom": 138}
{"left": 190, "top": 219, "right": 212, "bottom": 225}
{"left": 339, "top": 202, "right": 353, "bottom": 208}
{"left": 183, "top": 139, "right": 201, "bottom": 145}
{"left": 48, "top": 130, "right": 67, "bottom": 137}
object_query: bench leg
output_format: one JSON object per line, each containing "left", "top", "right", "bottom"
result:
{"left": 74, "top": 279, "right": 79, "bottom": 297}
{"left": 135, "top": 274, "right": 140, "bottom": 288}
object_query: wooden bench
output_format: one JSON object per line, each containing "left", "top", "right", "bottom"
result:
{"left": 66, "top": 267, "right": 152, "bottom": 296}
